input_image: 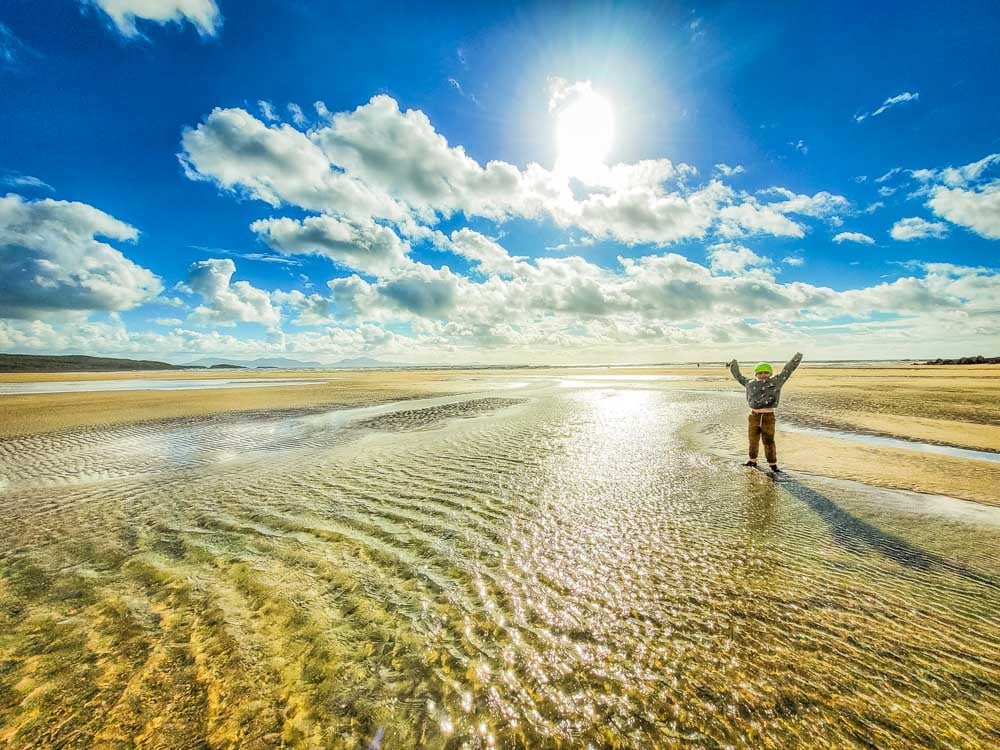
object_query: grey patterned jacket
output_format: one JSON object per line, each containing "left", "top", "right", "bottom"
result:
{"left": 728, "top": 353, "right": 803, "bottom": 410}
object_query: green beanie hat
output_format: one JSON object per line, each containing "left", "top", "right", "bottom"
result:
{"left": 754, "top": 362, "right": 773, "bottom": 375}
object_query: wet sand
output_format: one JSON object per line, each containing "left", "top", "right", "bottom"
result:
{"left": 1, "top": 371, "right": 998, "bottom": 747}
{"left": 2, "top": 365, "right": 997, "bottom": 502}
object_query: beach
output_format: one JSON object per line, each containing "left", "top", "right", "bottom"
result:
{"left": 0, "top": 365, "right": 998, "bottom": 747}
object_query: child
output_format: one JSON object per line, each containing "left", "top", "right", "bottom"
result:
{"left": 726, "top": 353, "right": 803, "bottom": 473}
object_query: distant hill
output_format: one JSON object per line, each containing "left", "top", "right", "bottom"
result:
{"left": 924, "top": 355, "right": 1000, "bottom": 365}
{"left": 0, "top": 353, "right": 188, "bottom": 373}
{"left": 331, "top": 357, "right": 396, "bottom": 368}
{"left": 184, "top": 357, "right": 323, "bottom": 368}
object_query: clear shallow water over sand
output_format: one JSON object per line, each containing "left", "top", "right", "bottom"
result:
{"left": 1, "top": 378, "right": 998, "bottom": 748}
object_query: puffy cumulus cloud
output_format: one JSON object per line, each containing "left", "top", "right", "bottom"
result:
{"left": 707, "top": 243, "right": 772, "bottom": 275}
{"left": 566, "top": 178, "right": 723, "bottom": 244}
{"left": 272, "top": 289, "right": 333, "bottom": 326}
{"left": 380, "top": 264, "right": 459, "bottom": 318}
{"left": 717, "top": 201, "right": 805, "bottom": 239}
{"left": 6, "top": 259, "right": 999, "bottom": 363}
{"left": 833, "top": 231, "right": 875, "bottom": 244}
{"left": 311, "top": 95, "right": 527, "bottom": 221}
{"left": 890, "top": 217, "right": 949, "bottom": 241}
{"left": 180, "top": 95, "right": 857, "bottom": 250}
{"left": 928, "top": 182, "right": 1000, "bottom": 240}
{"left": 179, "top": 107, "right": 405, "bottom": 221}
{"left": 328, "top": 264, "right": 460, "bottom": 320}
{"left": 185, "top": 258, "right": 281, "bottom": 327}
{"left": 880, "top": 153, "right": 1000, "bottom": 239}
{"left": 0, "top": 193, "right": 162, "bottom": 319}
{"left": 449, "top": 228, "right": 528, "bottom": 277}
{"left": 760, "top": 188, "right": 850, "bottom": 219}
{"left": 839, "top": 263, "right": 1000, "bottom": 316}
{"left": 251, "top": 214, "right": 409, "bottom": 275}
{"left": 85, "top": 0, "right": 221, "bottom": 37}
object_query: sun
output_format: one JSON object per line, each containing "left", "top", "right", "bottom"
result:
{"left": 555, "top": 89, "right": 614, "bottom": 182}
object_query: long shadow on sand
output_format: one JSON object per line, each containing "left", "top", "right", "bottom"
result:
{"left": 780, "top": 476, "right": 999, "bottom": 592}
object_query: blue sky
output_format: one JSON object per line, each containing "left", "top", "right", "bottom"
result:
{"left": 1, "top": 0, "right": 998, "bottom": 364}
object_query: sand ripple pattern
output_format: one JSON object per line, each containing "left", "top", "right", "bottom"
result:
{"left": 0, "top": 387, "right": 998, "bottom": 748}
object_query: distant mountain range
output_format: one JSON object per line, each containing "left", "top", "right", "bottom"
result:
{"left": 330, "top": 357, "right": 395, "bottom": 368}
{"left": 0, "top": 353, "right": 185, "bottom": 372}
{"left": 184, "top": 357, "right": 325, "bottom": 368}
{"left": 184, "top": 356, "right": 399, "bottom": 369}
{"left": 0, "top": 353, "right": 402, "bottom": 372}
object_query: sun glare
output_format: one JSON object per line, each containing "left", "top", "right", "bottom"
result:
{"left": 555, "top": 89, "right": 614, "bottom": 181}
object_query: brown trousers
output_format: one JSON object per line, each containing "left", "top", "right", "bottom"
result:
{"left": 748, "top": 412, "right": 777, "bottom": 464}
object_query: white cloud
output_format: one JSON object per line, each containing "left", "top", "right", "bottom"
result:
{"left": 0, "top": 193, "right": 162, "bottom": 319}
{"left": 890, "top": 217, "right": 949, "bottom": 241}
{"left": 310, "top": 94, "right": 527, "bottom": 221}
{"left": 928, "top": 182, "right": 1000, "bottom": 239}
{"left": 186, "top": 258, "right": 281, "bottom": 327}
{"left": 759, "top": 188, "right": 849, "bottom": 219}
{"left": 833, "top": 231, "right": 875, "bottom": 245}
{"left": 782, "top": 256, "right": 805, "bottom": 267}
{"left": 855, "top": 91, "right": 919, "bottom": 122}
{"left": 190, "top": 244, "right": 303, "bottom": 266}
{"left": 717, "top": 201, "right": 805, "bottom": 239}
{"left": 180, "top": 96, "right": 849, "bottom": 250}
{"left": 1, "top": 173, "right": 53, "bottom": 192}
{"left": 447, "top": 78, "right": 480, "bottom": 106}
{"left": 875, "top": 167, "right": 902, "bottom": 184}
{"left": 148, "top": 92, "right": 1000, "bottom": 361}
{"left": 179, "top": 106, "right": 406, "bottom": 221}
{"left": 5, "top": 258, "right": 999, "bottom": 363}
{"left": 258, "top": 100, "right": 278, "bottom": 122}
{"left": 287, "top": 102, "right": 307, "bottom": 126}
{"left": 1, "top": 22, "right": 34, "bottom": 68}
{"left": 272, "top": 289, "right": 333, "bottom": 326}
{"left": 713, "top": 163, "right": 745, "bottom": 177}
{"left": 449, "top": 228, "right": 528, "bottom": 277}
{"left": 707, "top": 243, "right": 771, "bottom": 275}
{"left": 251, "top": 215, "right": 410, "bottom": 275}
{"left": 86, "top": 0, "right": 221, "bottom": 37}
{"left": 789, "top": 140, "right": 808, "bottom": 156}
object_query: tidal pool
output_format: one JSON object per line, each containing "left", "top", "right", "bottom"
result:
{"left": 0, "top": 380, "right": 997, "bottom": 748}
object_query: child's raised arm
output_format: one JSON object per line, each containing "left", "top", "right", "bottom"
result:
{"left": 774, "top": 352, "right": 803, "bottom": 384}
{"left": 727, "top": 359, "right": 748, "bottom": 386}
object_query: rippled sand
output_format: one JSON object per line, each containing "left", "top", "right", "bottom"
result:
{"left": 1, "top": 376, "right": 999, "bottom": 748}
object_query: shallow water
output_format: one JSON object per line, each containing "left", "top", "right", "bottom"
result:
{"left": 0, "top": 377, "right": 320, "bottom": 395}
{"left": 1, "top": 379, "right": 998, "bottom": 748}
{"left": 782, "top": 423, "right": 1000, "bottom": 463}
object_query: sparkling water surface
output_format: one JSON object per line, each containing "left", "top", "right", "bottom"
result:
{"left": 0, "top": 378, "right": 997, "bottom": 748}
